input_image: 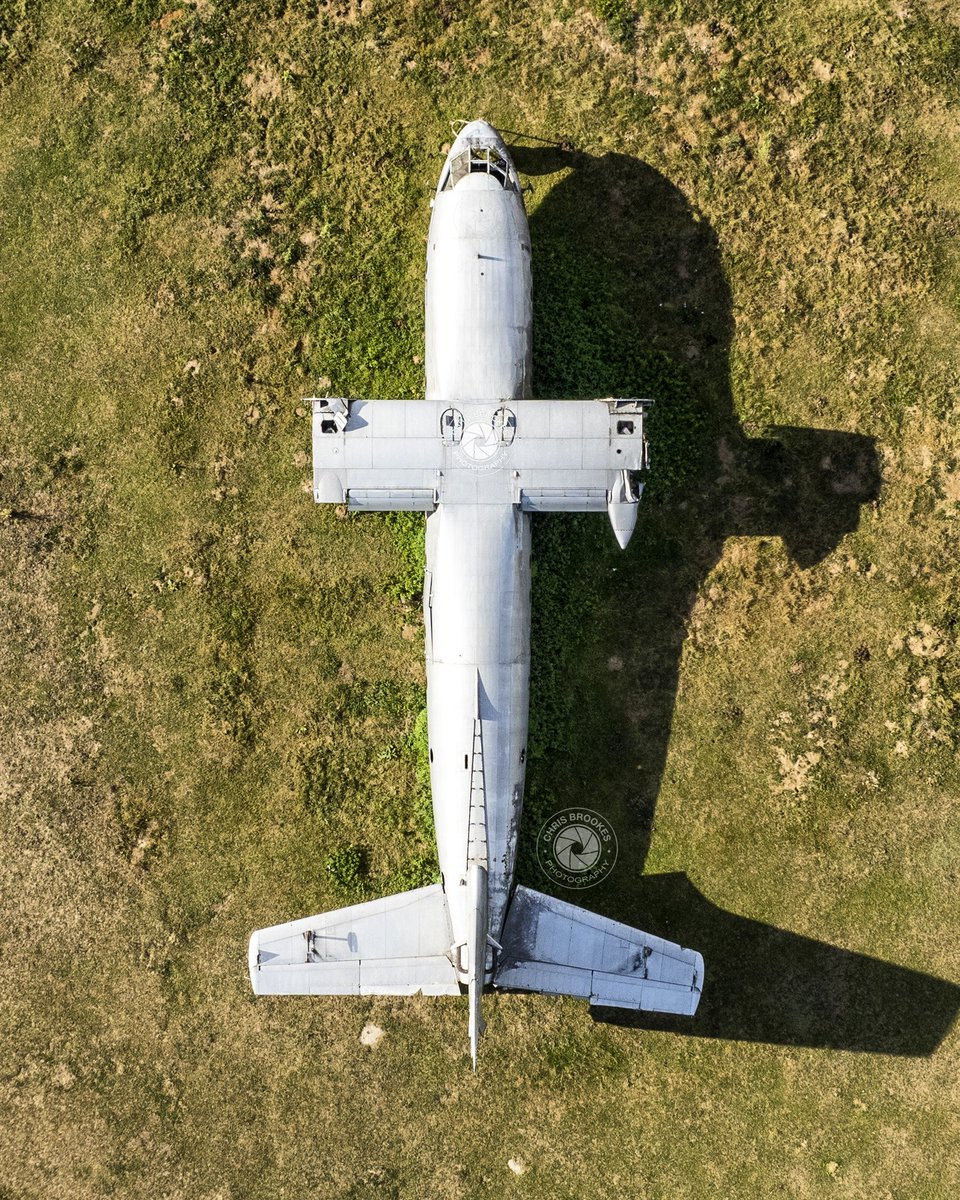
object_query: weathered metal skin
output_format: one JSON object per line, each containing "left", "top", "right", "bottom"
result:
{"left": 423, "top": 122, "right": 533, "bottom": 971}
{"left": 425, "top": 504, "right": 531, "bottom": 966}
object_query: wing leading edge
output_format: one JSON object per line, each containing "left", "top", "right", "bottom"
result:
{"left": 494, "top": 886, "right": 703, "bottom": 1015}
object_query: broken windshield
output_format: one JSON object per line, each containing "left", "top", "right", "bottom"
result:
{"left": 441, "top": 144, "right": 517, "bottom": 192}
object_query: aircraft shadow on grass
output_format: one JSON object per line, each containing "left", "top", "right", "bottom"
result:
{"left": 510, "top": 144, "right": 959, "bottom": 1056}
{"left": 591, "top": 872, "right": 959, "bottom": 1056}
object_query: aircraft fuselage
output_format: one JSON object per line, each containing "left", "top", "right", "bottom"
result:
{"left": 423, "top": 122, "right": 534, "bottom": 976}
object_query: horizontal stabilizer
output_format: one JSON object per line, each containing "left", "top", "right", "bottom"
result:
{"left": 494, "top": 885, "right": 703, "bottom": 1015}
{"left": 249, "top": 884, "right": 461, "bottom": 997}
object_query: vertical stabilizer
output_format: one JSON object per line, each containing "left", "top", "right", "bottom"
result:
{"left": 466, "top": 861, "right": 488, "bottom": 1070}
{"left": 468, "top": 971, "right": 486, "bottom": 1071}
{"left": 467, "top": 679, "right": 489, "bottom": 869}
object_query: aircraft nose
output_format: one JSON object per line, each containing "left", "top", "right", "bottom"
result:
{"left": 438, "top": 119, "right": 518, "bottom": 194}
{"left": 453, "top": 119, "right": 505, "bottom": 149}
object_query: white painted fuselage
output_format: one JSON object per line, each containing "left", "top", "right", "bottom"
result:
{"left": 423, "top": 122, "right": 533, "bottom": 981}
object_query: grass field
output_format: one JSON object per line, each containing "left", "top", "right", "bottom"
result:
{"left": 2, "top": 1, "right": 959, "bottom": 1196}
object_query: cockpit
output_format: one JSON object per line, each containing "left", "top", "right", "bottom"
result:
{"left": 440, "top": 143, "right": 519, "bottom": 193}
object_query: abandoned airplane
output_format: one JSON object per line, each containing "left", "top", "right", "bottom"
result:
{"left": 248, "top": 121, "right": 703, "bottom": 1066}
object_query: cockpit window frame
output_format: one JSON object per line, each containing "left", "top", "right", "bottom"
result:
{"left": 440, "top": 142, "right": 519, "bottom": 194}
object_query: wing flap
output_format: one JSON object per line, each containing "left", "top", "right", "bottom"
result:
{"left": 519, "top": 488, "right": 608, "bottom": 512}
{"left": 253, "top": 956, "right": 461, "bottom": 997}
{"left": 494, "top": 885, "right": 703, "bottom": 1016}
{"left": 346, "top": 487, "right": 437, "bottom": 511}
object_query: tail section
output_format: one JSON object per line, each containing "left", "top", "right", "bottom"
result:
{"left": 248, "top": 882, "right": 702, "bottom": 1060}
{"left": 494, "top": 886, "right": 703, "bottom": 1015}
{"left": 248, "top": 884, "right": 460, "bottom": 997}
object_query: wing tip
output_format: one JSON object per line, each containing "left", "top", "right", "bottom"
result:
{"left": 247, "top": 929, "right": 262, "bottom": 994}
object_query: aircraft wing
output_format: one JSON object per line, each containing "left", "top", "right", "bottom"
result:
{"left": 311, "top": 397, "right": 443, "bottom": 510}
{"left": 509, "top": 399, "right": 651, "bottom": 513}
{"left": 310, "top": 396, "right": 652, "bottom": 516}
{"left": 494, "top": 885, "right": 703, "bottom": 1015}
{"left": 249, "top": 884, "right": 461, "bottom": 996}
